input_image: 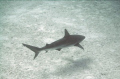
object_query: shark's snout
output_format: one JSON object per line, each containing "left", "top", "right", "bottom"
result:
{"left": 77, "top": 35, "right": 85, "bottom": 42}
{"left": 80, "top": 35, "right": 85, "bottom": 40}
{"left": 83, "top": 36, "right": 85, "bottom": 39}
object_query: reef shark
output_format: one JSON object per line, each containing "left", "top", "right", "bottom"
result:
{"left": 23, "top": 29, "right": 85, "bottom": 59}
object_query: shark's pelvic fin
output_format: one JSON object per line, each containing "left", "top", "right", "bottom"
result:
{"left": 64, "top": 29, "right": 70, "bottom": 38}
{"left": 22, "top": 43, "right": 42, "bottom": 59}
{"left": 56, "top": 48, "right": 61, "bottom": 51}
{"left": 74, "top": 43, "right": 84, "bottom": 50}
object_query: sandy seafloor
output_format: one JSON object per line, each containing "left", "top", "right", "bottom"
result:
{"left": 0, "top": 1, "right": 120, "bottom": 79}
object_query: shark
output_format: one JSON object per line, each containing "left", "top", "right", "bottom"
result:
{"left": 22, "top": 29, "right": 85, "bottom": 59}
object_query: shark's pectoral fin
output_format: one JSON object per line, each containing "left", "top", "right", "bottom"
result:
{"left": 74, "top": 43, "right": 84, "bottom": 50}
{"left": 56, "top": 48, "right": 61, "bottom": 51}
{"left": 64, "top": 29, "right": 70, "bottom": 38}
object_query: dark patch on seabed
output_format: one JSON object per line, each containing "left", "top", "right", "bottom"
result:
{"left": 52, "top": 58, "right": 92, "bottom": 76}
{"left": 0, "top": 1, "right": 120, "bottom": 79}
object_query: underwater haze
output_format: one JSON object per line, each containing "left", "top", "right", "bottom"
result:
{"left": 0, "top": 1, "right": 120, "bottom": 79}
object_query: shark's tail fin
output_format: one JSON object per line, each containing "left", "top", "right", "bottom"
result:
{"left": 22, "top": 43, "right": 42, "bottom": 59}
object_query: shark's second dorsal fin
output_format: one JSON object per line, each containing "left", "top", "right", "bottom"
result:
{"left": 64, "top": 29, "right": 70, "bottom": 38}
{"left": 46, "top": 44, "right": 49, "bottom": 47}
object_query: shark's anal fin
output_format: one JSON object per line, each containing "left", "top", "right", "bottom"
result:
{"left": 56, "top": 48, "right": 61, "bottom": 51}
{"left": 64, "top": 29, "right": 70, "bottom": 38}
{"left": 74, "top": 43, "right": 84, "bottom": 50}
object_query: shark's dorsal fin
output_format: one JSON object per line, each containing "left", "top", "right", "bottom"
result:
{"left": 64, "top": 29, "right": 70, "bottom": 38}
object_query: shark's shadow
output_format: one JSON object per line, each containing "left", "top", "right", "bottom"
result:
{"left": 52, "top": 57, "right": 92, "bottom": 76}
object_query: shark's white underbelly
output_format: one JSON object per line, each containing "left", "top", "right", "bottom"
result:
{"left": 44, "top": 43, "right": 75, "bottom": 51}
